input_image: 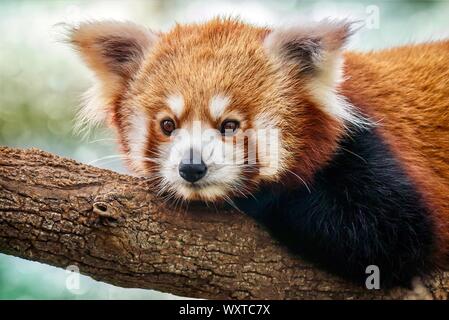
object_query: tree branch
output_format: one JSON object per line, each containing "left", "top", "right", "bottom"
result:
{"left": 0, "top": 146, "right": 447, "bottom": 299}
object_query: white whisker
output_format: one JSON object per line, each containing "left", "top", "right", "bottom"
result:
{"left": 87, "top": 138, "right": 118, "bottom": 144}
{"left": 285, "top": 169, "right": 311, "bottom": 193}
{"left": 222, "top": 194, "right": 243, "bottom": 213}
{"left": 340, "top": 147, "right": 367, "bottom": 163}
{"left": 88, "top": 154, "right": 126, "bottom": 165}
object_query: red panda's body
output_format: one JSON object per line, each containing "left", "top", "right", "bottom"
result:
{"left": 70, "top": 18, "right": 449, "bottom": 288}
{"left": 342, "top": 44, "right": 449, "bottom": 266}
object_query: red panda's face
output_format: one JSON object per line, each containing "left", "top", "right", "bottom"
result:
{"left": 71, "top": 18, "right": 353, "bottom": 202}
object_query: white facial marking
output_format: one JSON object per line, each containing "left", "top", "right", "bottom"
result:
{"left": 158, "top": 120, "right": 244, "bottom": 200}
{"left": 209, "top": 94, "right": 231, "bottom": 120}
{"left": 166, "top": 94, "right": 184, "bottom": 118}
{"left": 126, "top": 106, "right": 149, "bottom": 173}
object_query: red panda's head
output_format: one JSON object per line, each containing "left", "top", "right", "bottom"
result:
{"left": 70, "top": 18, "right": 357, "bottom": 202}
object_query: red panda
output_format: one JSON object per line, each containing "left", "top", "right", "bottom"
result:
{"left": 69, "top": 18, "right": 449, "bottom": 288}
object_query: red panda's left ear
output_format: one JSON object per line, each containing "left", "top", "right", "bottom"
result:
{"left": 263, "top": 20, "right": 354, "bottom": 75}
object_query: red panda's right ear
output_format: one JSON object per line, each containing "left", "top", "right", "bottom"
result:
{"left": 69, "top": 21, "right": 159, "bottom": 133}
{"left": 70, "top": 21, "right": 159, "bottom": 83}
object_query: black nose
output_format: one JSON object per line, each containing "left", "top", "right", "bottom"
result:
{"left": 179, "top": 161, "right": 207, "bottom": 183}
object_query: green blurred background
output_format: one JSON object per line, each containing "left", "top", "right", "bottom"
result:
{"left": 1, "top": 0, "right": 448, "bottom": 299}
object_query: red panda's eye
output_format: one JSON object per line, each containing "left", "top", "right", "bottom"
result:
{"left": 161, "top": 119, "right": 176, "bottom": 136}
{"left": 220, "top": 120, "right": 239, "bottom": 135}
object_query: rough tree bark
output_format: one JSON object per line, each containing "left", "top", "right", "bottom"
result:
{"left": 0, "top": 146, "right": 447, "bottom": 300}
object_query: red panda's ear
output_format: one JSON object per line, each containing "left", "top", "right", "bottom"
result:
{"left": 263, "top": 20, "right": 363, "bottom": 125}
{"left": 70, "top": 21, "right": 159, "bottom": 83}
{"left": 263, "top": 20, "right": 354, "bottom": 75}
{"left": 69, "top": 21, "right": 159, "bottom": 133}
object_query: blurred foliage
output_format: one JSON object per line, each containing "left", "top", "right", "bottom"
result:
{"left": 1, "top": 0, "right": 449, "bottom": 299}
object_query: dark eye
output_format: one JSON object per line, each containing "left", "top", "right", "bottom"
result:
{"left": 161, "top": 118, "right": 176, "bottom": 136}
{"left": 220, "top": 120, "right": 240, "bottom": 135}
